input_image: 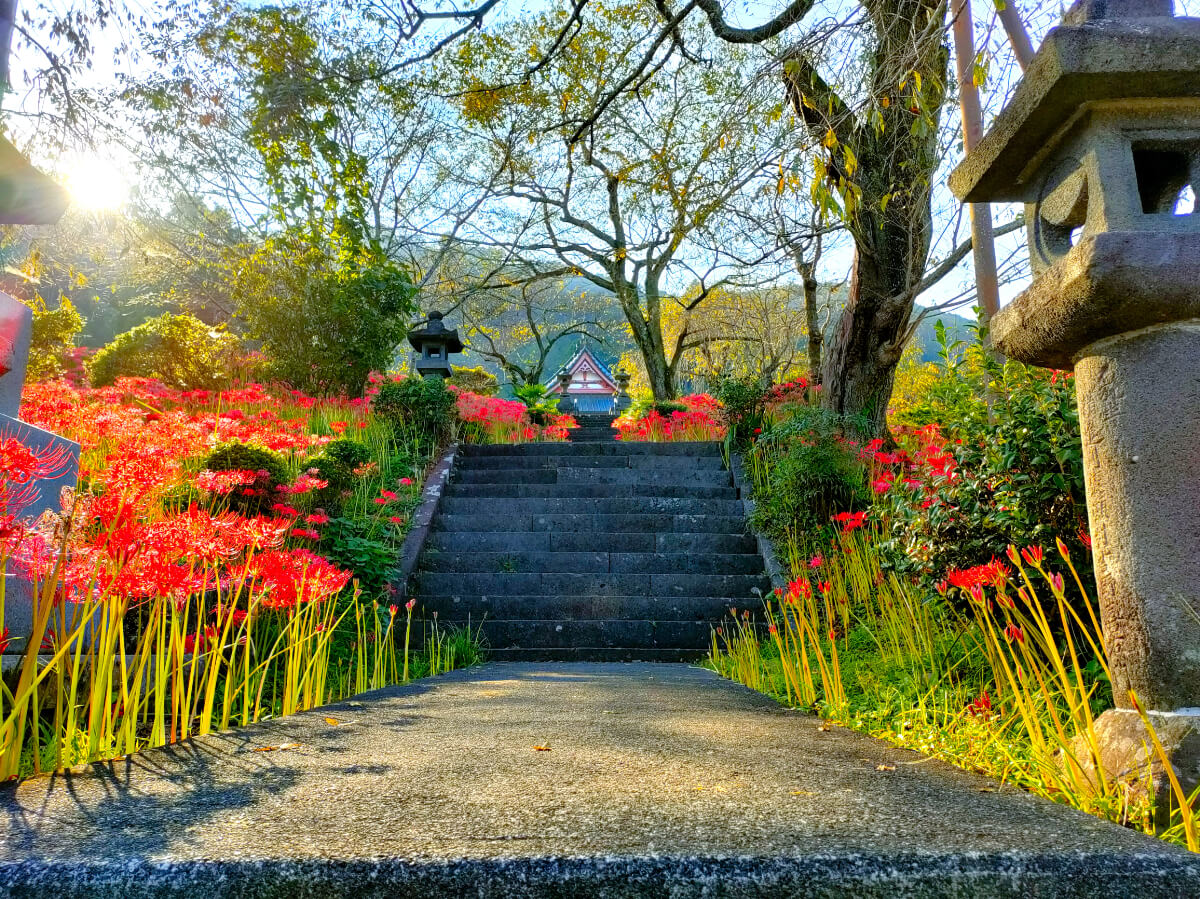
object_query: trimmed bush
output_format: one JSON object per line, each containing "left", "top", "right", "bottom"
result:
{"left": 89, "top": 313, "right": 238, "bottom": 390}
{"left": 373, "top": 377, "right": 456, "bottom": 447}
{"left": 202, "top": 441, "right": 289, "bottom": 514}
{"left": 302, "top": 439, "right": 373, "bottom": 514}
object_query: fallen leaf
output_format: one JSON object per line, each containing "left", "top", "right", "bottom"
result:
{"left": 790, "top": 790, "right": 814, "bottom": 796}
{"left": 533, "top": 744, "right": 551, "bottom": 752}
{"left": 875, "top": 764, "right": 896, "bottom": 772}
{"left": 324, "top": 717, "right": 342, "bottom": 726}
{"left": 817, "top": 723, "right": 832, "bottom": 732}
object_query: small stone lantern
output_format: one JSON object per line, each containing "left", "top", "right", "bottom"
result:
{"left": 555, "top": 369, "right": 575, "bottom": 414}
{"left": 614, "top": 368, "right": 632, "bottom": 413}
{"left": 950, "top": 0, "right": 1200, "bottom": 815}
{"left": 406, "top": 311, "right": 463, "bottom": 380}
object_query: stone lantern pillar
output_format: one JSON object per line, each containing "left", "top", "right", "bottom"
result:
{"left": 614, "top": 368, "right": 632, "bottom": 413}
{"left": 950, "top": 0, "right": 1200, "bottom": 813}
{"left": 555, "top": 370, "right": 575, "bottom": 414}
{"left": 406, "top": 311, "right": 463, "bottom": 380}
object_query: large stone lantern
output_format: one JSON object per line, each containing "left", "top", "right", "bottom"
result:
{"left": 406, "top": 311, "right": 463, "bottom": 380}
{"left": 950, "top": 0, "right": 1200, "bottom": 812}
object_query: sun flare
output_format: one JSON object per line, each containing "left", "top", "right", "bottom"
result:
{"left": 64, "top": 155, "right": 129, "bottom": 211}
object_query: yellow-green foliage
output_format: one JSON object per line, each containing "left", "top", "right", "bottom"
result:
{"left": 26, "top": 295, "right": 83, "bottom": 381}
{"left": 88, "top": 312, "right": 239, "bottom": 389}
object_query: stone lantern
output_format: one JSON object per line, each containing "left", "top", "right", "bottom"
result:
{"left": 555, "top": 369, "right": 575, "bottom": 414}
{"left": 950, "top": 0, "right": 1200, "bottom": 814}
{"left": 614, "top": 368, "right": 632, "bottom": 413}
{"left": 406, "top": 311, "right": 463, "bottom": 380}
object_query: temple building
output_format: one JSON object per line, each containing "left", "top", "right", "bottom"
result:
{"left": 546, "top": 346, "right": 619, "bottom": 413}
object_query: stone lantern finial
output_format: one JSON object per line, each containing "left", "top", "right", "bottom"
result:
{"left": 950, "top": 5, "right": 1200, "bottom": 822}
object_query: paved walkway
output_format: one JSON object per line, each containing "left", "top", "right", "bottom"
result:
{"left": 0, "top": 663, "right": 1197, "bottom": 897}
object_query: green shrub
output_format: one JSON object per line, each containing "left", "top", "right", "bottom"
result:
{"left": 317, "top": 517, "right": 397, "bottom": 596}
{"left": 232, "top": 229, "right": 416, "bottom": 395}
{"left": 373, "top": 377, "right": 456, "bottom": 447}
{"left": 748, "top": 406, "right": 870, "bottom": 543}
{"left": 26, "top": 295, "right": 83, "bottom": 381}
{"left": 880, "top": 320, "right": 1090, "bottom": 593}
{"left": 716, "top": 376, "right": 767, "bottom": 450}
{"left": 89, "top": 313, "right": 238, "bottom": 390}
{"left": 203, "top": 441, "right": 289, "bottom": 514}
{"left": 302, "top": 439, "right": 373, "bottom": 513}
{"left": 448, "top": 366, "right": 498, "bottom": 395}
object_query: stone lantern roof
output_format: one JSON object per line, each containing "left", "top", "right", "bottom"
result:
{"left": 949, "top": 2, "right": 1200, "bottom": 204}
{"left": 406, "top": 311, "right": 464, "bottom": 354}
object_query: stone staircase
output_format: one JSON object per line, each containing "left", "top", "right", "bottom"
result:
{"left": 412, "top": 416, "right": 768, "bottom": 660}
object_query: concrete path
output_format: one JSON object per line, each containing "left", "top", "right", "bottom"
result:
{"left": 0, "top": 663, "right": 1197, "bottom": 897}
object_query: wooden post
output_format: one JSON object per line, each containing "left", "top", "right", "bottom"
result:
{"left": 952, "top": 0, "right": 1001, "bottom": 321}
{"left": 997, "top": 1, "right": 1036, "bottom": 71}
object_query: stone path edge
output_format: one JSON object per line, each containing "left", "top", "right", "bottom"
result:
{"left": 0, "top": 851, "right": 1197, "bottom": 899}
{"left": 393, "top": 442, "right": 457, "bottom": 598}
{"left": 730, "top": 452, "right": 787, "bottom": 593}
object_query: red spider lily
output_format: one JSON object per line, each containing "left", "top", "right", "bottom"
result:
{"left": 818, "top": 580, "right": 832, "bottom": 595}
{"left": 398, "top": 477, "right": 413, "bottom": 487}
{"left": 809, "top": 554, "right": 824, "bottom": 569}
{"left": 966, "top": 690, "right": 993, "bottom": 718}
{"left": 1004, "top": 623, "right": 1026, "bottom": 644}
{"left": 241, "top": 549, "right": 351, "bottom": 610}
{"left": 832, "top": 511, "right": 867, "bottom": 533}
{"left": 787, "top": 577, "right": 811, "bottom": 601}
{"left": 271, "top": 503, "right": 300, "bottom": 517}
{"left": 1077, "top": 529, "right": 1092, "bottom": 551}
{"left": 1020, "top": 546, "right": 1044, "bottom": 566}
{"left": 388, "top": 516, "right": 405, "bottom": 525}
{"left": 305, "top": 512, "right": 330, "bottom": 526}
{"left": 283, "top": 473, "right": 329, "bottom": 495}
{"left": 291, "top": 528, "right": 320, "bottom": 540}
{"left": 946, "top": 558, "right": 1011, "bottom": 591}
{"left": 194, "top": 469, "right": 258, "bottom": 494}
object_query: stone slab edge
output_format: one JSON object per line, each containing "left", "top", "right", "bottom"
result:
{"left": 392, "top": 443, "right": 457, "bottom": 598}
{"left": 4, "top": 851, "right": 1200, "bottom": 898}
{"left": 730, "top": 452, "right": 787, "bottom": 595}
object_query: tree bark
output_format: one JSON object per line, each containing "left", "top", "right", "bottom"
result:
{"left": 801, "top": 260, "right": 822, "bottom": 384}
{"left": 786, "top": 0, "right": 948, "bottom": 437}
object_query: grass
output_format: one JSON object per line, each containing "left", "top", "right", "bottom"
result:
{"left": 706, "top": 530, "right": 1199, "bottom": 852}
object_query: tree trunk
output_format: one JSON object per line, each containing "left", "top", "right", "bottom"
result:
{"left": 819, "top": 248, "right": 908, "bottom": 436}
{"left": 801, "top": 261, "right": 822, "bottom": 384}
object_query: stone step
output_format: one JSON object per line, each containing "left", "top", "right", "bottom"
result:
{"left": 485, "top": 647, "right": 703, "bottom": 661}
{"left": 439, "top": 497, "right": 744, "bottom": 516}
{"left": 456, "top": 454, "right": 724, "bottom": 470}
{"left": 445, "top": 483, "right": 738, "bottom": 500}
{"left": 419, "top": 551, "right": 765, "bottom": 575}
{"left": 453, "top": 468, "right": 729, "bottom": 487}
{"left": 437, "top": 618, "right": 715, "bottom": 651}
{"left": 435, "top": 513, "right": 748, "bottom": 533}
{"left": 413, "top": 593, "right": 740, "bottom": 621}
{"left": 459, "top": 441, "right": 722, "bottom": 457}
{"left": 413, "top": 571, "right": 769, "bottom": 598}
{"left": 426, "top": 531, "right": 757, "bottom": 554}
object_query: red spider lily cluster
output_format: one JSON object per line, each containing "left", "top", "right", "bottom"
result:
{"left": 763, "top": 377, "right": 810, "bottom": 410}
{"left": 614, "top": 394, "right": 726, "bottom": 442}
{"left": 453, "top": 389, "right": 575, "bottom": 443}
{"left": 9, "top": 378, "right": 376, "bottom": 642}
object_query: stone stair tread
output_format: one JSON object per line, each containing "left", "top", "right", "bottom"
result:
{"left": 414, "top": 571, "right": 769, "bottom": 597}
{"left": 418, "top": 551, "right": 765, "bottom": 575}
{"left": 435, "top": 513, "right": 750, "bottom": 534}
{"left": 445, "top": 483, "right": 738, "bottom": 500}
{"left": 426, "top": 532, "right": 757, "bottom": 553}
{"left": 458, "top": 441, "right": 722, "bottom": 456}
{"left": 411, "top": 595, "right": 744, "bottom": 620}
